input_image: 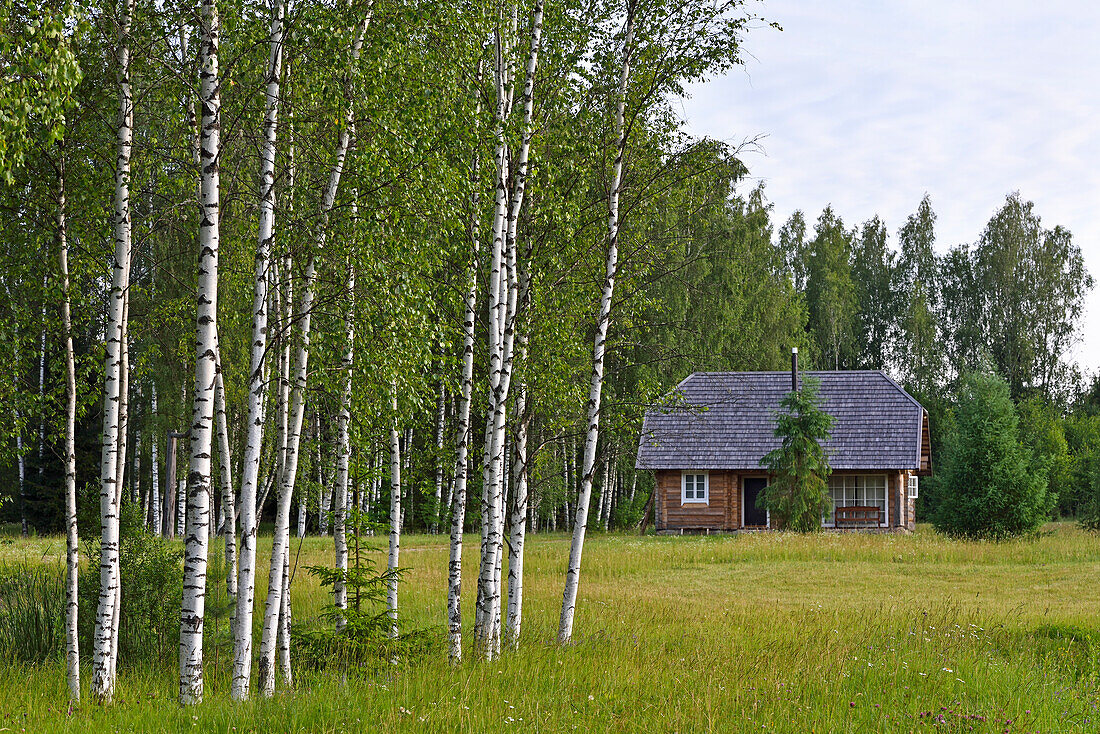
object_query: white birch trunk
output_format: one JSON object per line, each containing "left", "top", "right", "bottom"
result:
{"left": 151, "top": 386, "right": 161, "bottom": 536}
{"left": 229, "top": 0, "right": 282, "bottom": 681}
{"left": 447, "top": 106, "right": 482, "bottom": 654}
{"left": 179, "top": 0, "right": 221, "bottom": 700}
{"left": 505, "top": 383, "right": 530, "bottom": 649}
{"left": 476, "top": 0, "right": 543, "bottom": 658}
{"left": 333, "top": 265, "right": 354, "bottom": 630}
{"left": 257, "top": 265, "right": 307, "bottom": 697}
{"left": 297, "top": 489, "right": 307, "bottom": 537}
{"left": 257, "top": 14, "right": 367, "bottom": 695}
{"left": 58, "top": 149, "right": 80, "bottom": 702}
{"left": 432, "top": 379, "right": 445, "bottom": 533}
{"left": 91, "top": 0, "right": 135, "bottom": 701}
{"left": 558, "top": 7, "right": 633, "bottom": 645}
{"left": 276, "top": 548, "right": 292, "bottom": 687}
{"left": 214, "top": 347, "right": 237, "bottom": 604}
{"left": 15, "top": 386, "right": 25, "bottom": 536}
{"left": 388, "top": 388, "right": 401, "bottom": 638}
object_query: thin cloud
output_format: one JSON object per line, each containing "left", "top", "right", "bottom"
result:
{"left": 679, "top": 0, "right": 1100, "bottom": 370}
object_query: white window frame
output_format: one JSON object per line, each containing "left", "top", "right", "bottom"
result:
{"left": 908, "top": 475, "right": 919, "bottom": 499}
{"left": 681, "top": 471, "right": 709, "bottom": 505}
{"left": 822, "top": 474, "right": 888, "bottom": 528}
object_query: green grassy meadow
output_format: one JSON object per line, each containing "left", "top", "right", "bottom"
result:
{"left": 2, "top": 524, "right": 1100, "bottom": 732}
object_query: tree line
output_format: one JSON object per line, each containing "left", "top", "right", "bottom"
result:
{"left": 1, "top": 0, "right": 1095, "bottom": 709}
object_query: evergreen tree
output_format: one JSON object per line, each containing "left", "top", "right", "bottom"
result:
{"left": 758, "top": 377, "right": 834, "bottom": 532}
{"left": 934, "top": 372, "right": 1052, "bottom": 538}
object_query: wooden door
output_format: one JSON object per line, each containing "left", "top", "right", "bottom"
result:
{"left": 742, "top": 477, "right": 769, "bottom": 527}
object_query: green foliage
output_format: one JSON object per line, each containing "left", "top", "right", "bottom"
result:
{"left": 293, "top": 558, "right": 441, "bottom": 672}
{"left": 609, "top": 488, "right": 648, "bottom": 529}
{"left": 934, "top": 372, "right": 1052, "bottom": 539}
{"left": 804, "top": 207, "right": 857, "bottom": 370}
{"left": 758, "top": 378, "right": 834, "bottom": 532}
{"left": 79, "top": 523, "right": 183, "bottom": 664}
{"left": 1016, "top": 397, "right": 1072, "bottom": 513}
{"left": 0, "top": 561, "right": 63, "bottom": 663}
{"left": 0, "top": 2, "right": 82, "bottom": 182}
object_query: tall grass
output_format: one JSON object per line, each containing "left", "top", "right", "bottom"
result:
{"left": 0, "top": 562, "right": 63, "bottom": 664}
{"left": 2, "top": 524, "right": 1100, "bottom": 732}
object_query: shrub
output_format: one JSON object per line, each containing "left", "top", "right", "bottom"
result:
{"left": 934, "top": 372, "right": 1052, "bottom": 539}
{"left": 0, "top": 562, "right": 63, "bottom": 664}
{"left": 80, "top": 522, "right": 183, "bottom": 664}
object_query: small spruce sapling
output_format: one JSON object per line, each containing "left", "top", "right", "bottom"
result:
{"left": 758, "top": 377, "right": 835, "bottom": 532}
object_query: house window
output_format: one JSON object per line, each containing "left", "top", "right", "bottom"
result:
{"left": 681, "top": 472, "right": 709, "bottom": 504}
{"left": 824, "top": 475, "right": 886, "bottom": 526}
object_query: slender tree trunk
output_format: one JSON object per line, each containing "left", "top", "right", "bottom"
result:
{"left": 505, "top": 382, "right": 530, "bottom": 649}
{"left": 257, "top": 14, "right": 367, "bottom": 695}
{"left": 559, "top": 6, "right": 633, "bottom": 645}
{"left": 388, "top": 387, "right": 401, "bottom": 639}
{"left": 91, "top": 0, "right": 136, "bottom": 702}
{"left": 179, "top": 0, "right": 221, "bottom": 701}
{"left": 446, "top": 54, "right": 484, "bottom": 659}
{"left": 432, "top": 379, "right": 445, "bottom": 534}
{"left": 333, "top": 265, "right": 354, "bottom": 630}
{"left": 15, "top": 377, "right": 25, "bottom": 537}
{"left": 475, "top": 0, "right": 543, "bottom": 660}
{"left": 276, "top": 548, "right": 292, "bottom": 687}
{"left": 151, "top": 386, "right": 161, "bottom": 536}
{"left": 230, "top": 0, "right": 282, "bottom": 689}
{"left": 58, "top": 148, "right": 80, "bottom": 702}
{"left": 214, "top": 346, "right": 237, "bottom": 604}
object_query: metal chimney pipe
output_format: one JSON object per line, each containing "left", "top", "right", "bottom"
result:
{"left": 791, "top": 347, "right": 799, "bottom": 392}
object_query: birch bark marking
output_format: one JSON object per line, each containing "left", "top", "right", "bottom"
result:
{"left": 387, "top": 386, "right": 401, "bottom": 638}
{"left": 333, "top": 264, "right": 354, "bottom": 629}
{"left": 431, "top": 378, "right": 445, "bottom": 534}
{"left": 91, "top": 0, "right": 135, "bottom": 702}
{"left": 257, "top": 14, "right": 370, "bottom": 696}
{"left": 257, "top": 258, "right": 309, "bottom": 698}
{"left": 151, "top": 385, "right": 161, "bottom": 535}
{"left": 214, "top": 345, "right": 237, "bottom": 604}
{"left": 474, "top": 13, "right": 515, "bottom": 650}
{"left": 446, "top": 57, "right": 485, "bottom": 663}
{"left": 505, "top": 363, "right": 531, "bottom": 648}
{"left": 232, "top": 0, "right": 283, "bottom": 688}
{"left": 58, "top": 148, "right": 80, "bottom": 701}
{"left": 179, "top": 0, "right": 221, "bottom": 702}
{"left": 558, "top": 6, "right": 634, "bottom": 645}
{"left": 479, "top": 0, "right": 543, "bottom": 657}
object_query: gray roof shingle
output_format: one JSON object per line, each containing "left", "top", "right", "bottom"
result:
{"left": 635, "top": 371, "right": 924, "bottom": 471}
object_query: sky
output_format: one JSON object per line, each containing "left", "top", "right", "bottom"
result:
{"left": 678, "top": 0, "right": 1100, "bottom": 373}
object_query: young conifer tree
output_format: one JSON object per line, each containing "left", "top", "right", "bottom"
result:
{"left": 758, "top": 376, "right": 834, "bottom": 532}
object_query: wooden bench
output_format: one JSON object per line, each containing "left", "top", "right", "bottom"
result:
{"left": 834, "top": 506, "right": 881, "bottom": 526}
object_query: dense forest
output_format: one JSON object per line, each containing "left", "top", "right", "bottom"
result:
{"left": 0, "top": 0, "right": 1095, "bottom": 706}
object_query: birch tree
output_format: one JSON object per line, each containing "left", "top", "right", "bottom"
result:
{"left": 91, "top": 0, "right": 136, "bottom": 701}
{"left": 230, "top": 0, "right": 284, "bottom": 699}
{"left": 57, "top": 145, "right": 79, "bottom": 702}
{"left": 257, "top": 13, "right": 370, "bottom": 696}
{"left": 387, "top": 387, "right": 401, "bottom": 638}
{"left": 333, "top": 264, "right": 354, "bottom": 629}
{"left": 558, "top": 5, "right": 634, "bottom": 645}
{"left": 179, "top": 0, "right": 221, "bottom": 701}
{"left": 446, "top": 56, "right": 485, "bottom": 663}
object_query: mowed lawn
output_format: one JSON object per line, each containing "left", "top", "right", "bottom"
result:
{"left": 2, "top": 524, "right": 1100, "bottom": 732}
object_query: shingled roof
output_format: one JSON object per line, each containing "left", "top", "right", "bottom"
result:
{"left": 635, "top": 371, "right": 925, "bottom": 471}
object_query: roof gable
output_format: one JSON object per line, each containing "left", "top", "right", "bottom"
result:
{"left": 635, "top": 371, "right": 925, "bottom": 471}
